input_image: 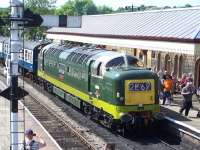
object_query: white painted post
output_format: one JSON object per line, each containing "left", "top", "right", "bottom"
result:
{"left": 9, "top": 0, "right": 23, "bottom": 149}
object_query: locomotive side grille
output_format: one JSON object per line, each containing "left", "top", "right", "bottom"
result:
{"left": 124, "top": 79, "right": 155, "bottom": 105}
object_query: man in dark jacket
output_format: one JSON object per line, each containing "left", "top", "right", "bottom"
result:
{"left": 179, "top": 82, "right": 194, "bottom": 117}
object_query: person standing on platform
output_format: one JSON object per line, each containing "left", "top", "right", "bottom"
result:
{"left": 162, "top": 74, "right": 173, "bottom": 105}
{"left": 180, "top": 82, "right": 194, "bottom": 117}
{"left": 22, "top": 129, "right": 46, "bottom": 150}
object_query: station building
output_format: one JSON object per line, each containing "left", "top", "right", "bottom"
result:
{"left": 45, "top": 7, "right": 200, "bottom": 87}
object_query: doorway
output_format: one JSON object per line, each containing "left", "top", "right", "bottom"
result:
{"left": 178, "top": 55, "right": 183, "bottom": 78}
{"left": 164, "top": 54, "right": 171, "bottom": 73}
{"left": 173, "top": 55, "right": 178, "bottom": 76}
{"left": 157, "top": 53, "right": 161, "bottom": 72}
{"left": 195, "top": 58, "right": 200, "bottom": 87}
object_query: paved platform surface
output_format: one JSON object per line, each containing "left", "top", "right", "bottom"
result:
{"left": 0, "top": 97, "right": 61, "bottom": 150}
{"left": 160, "top": 94, "right": 200, "bottom": 131}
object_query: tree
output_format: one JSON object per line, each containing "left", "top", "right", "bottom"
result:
{"left": 23, "top": 0, "right": 57, "bottom": 40}
{"left": 56, "top": 0, "right": 98, "bottom": 15}
{"left": 138, "top": 5, "right": 146, "bottom": 11}
{"left": 0, "top": 8, "right": 9, "bottom": 36}
{"left": 163, "top": 6, "right": 171, "bottom": 9}
{"left": 185, "top": 4, "right": 192, "bottom": 7}
{"left": 25, "top": 0, "right": 56, "bottom": 15}
{"left": 97, "top": 5, "right": 113, "bottom": 14}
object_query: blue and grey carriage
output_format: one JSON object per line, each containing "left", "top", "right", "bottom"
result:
{"left": 0, "top": 37, "right": 49, "bottom": 74}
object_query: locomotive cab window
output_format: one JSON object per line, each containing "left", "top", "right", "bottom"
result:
{"left": 127, "top": 55, "right": 141, "bottom": 67}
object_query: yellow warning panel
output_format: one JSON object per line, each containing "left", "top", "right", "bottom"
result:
{"left": 125, "top": 79, "right": 155, "bottom": 105}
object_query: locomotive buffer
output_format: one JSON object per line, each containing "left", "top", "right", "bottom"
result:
{"left": 0, "top": 0, "right": 43, "bottom": 149}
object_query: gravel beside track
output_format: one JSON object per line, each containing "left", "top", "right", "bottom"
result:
{"left": 0, "top": 69, "right": 195, "bottom": 150}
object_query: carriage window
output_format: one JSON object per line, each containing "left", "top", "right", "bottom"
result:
{"left": 106, "top": 57, "right": 125, "bottom": 68}
{"left": 25, "top": 50, "right": 28, "bottom": 60}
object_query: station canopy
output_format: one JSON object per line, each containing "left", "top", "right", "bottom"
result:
{"left": 46, "top": 7, "right": 200, "bottom": 55}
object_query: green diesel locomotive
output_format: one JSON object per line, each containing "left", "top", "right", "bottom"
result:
{"left": 37, "top": 43, "right": 160, "bottom": 130}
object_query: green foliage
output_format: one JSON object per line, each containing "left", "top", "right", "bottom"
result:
{"left": 116, "top": 4, "right": 193, "bottom": 13}
{"left": 163, "top": 6, "right": 171, "bottom": 9}
{"left": 0, "top": 8, "right": 9, "bottom": 36}
{"left": 97, "top": 5, "right": 113, "bottom": 14}
{"left": 185, "top": 4, "right": 192, "bottom": 7}
{"left": 25, "top": 0, "right": 56, "bottom": 15}
{"left": 24, "top": 0, "right": 57, "bottom": 40}
{"left": 56, "top": 0, "right": 98, "bottom": 15}
{"left": 23, "top": 27, "right": 47, "bottom": 40}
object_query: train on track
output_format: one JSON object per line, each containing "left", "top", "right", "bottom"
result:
{"left": 0, "top": 37, "right": 160, "bottom": 131}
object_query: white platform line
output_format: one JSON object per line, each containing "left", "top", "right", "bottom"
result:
{"left": 19, "top": 101, "right": 63, "bottom": 150}
{"left": 179, "top": 129, "right": 200, "bottom": 140}
{"left": 165, "top": 116, "right": 200, "bottom": 134}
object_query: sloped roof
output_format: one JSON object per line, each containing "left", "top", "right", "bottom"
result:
{"left": 47, "top": 7, "right": 200, "bottom": 43}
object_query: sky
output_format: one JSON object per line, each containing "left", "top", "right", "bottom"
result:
{"left": 1, "top": 0, "right": 200, "bottom": 9}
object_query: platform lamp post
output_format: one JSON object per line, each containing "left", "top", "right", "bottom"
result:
{"left": 0, "top": 0, "right": 43, "bottom": 149}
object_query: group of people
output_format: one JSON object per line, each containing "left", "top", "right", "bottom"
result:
{"left": 157, "top": 70, "right": 197, "bottom": 117}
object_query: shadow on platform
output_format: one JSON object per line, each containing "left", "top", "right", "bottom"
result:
{"left": 160, "top": 106, "right": 191, "bottom": 121}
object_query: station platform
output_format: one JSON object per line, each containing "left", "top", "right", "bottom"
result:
{"left": 0, "top": 94, "right": 61, "bottom": 149}
{"left": 160, "top": 94, "right": 200, "bottom": 132}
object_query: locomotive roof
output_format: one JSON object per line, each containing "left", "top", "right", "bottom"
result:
{"left": 45, "top": 43, "right": 139, "bottom": 67}
{"left": 59, "top": 47, "right": 81, "bottom": 60}
{"left": 58, "top": 46, "right": 109, "bottom": 64}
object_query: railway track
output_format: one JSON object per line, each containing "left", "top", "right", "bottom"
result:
{"left": 0, "top": 68, "right": 196, "bottom": 150}
{"left": 21, "top": 95, "right": 94, "bottom": 150}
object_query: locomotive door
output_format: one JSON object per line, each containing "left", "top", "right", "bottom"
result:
{"left": 88, "top": 60, "right": 95, "bottom": 92}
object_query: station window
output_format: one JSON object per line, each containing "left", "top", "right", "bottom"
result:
{"left": 133, "top": 48, "right": 137, "bottom": 56}
{"left": 151, "top": 51, "right": 156, "bottom": 59}
{"left": 139, "top": 52, "right": 143, "bottom": 60}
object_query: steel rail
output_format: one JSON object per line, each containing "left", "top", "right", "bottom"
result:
{"left": 27, "top": 94, "right": 97, "bottom": 150}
